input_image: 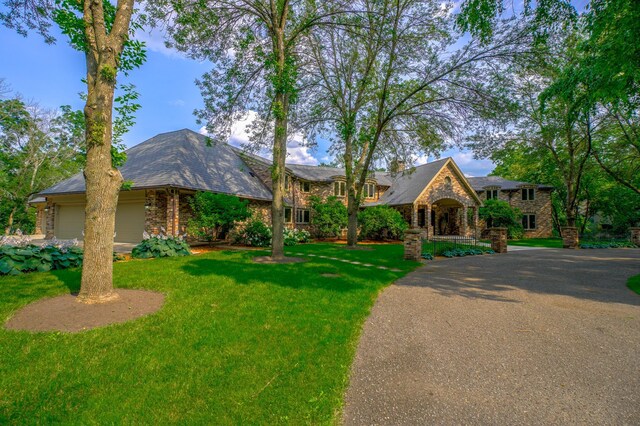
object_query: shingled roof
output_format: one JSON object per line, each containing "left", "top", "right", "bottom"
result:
{"left": 373, "top": 158, "right": 450, "bottom": 206}
{"left": 286, "top": 164, "right": 393, "bottom": 186}
{"left": 39, "top": 129, "right": 273, "bottom": 201}
{"left": 466, "top": 176, "right": 553, "bottom": 191}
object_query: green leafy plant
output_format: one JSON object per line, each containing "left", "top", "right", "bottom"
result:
{"left": 358, "top": 206, "right": 408, "bottom": 241}
{"left": 309, "top": 195, "right": 347, "bottom": 238}
{"left": 132, "top": 232, "right": 191, "bottom": 259}
{"left": 479, "top": 199, "right": 524, "bottom": 239}
{"left": 0, "top": 236, "right": 84, "bottom": 275}
{"left": 187, "top": 192, "right": 251, "bottom": 241}
{"left": 233, "top": 219, "right": 273, "bottom": 247}
{"left": 283, "top": 228, "right": 311, "bottom": 246}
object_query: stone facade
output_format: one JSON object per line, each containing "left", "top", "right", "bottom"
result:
{"left": 476, "top": 187, "right": 553, "bottom": 238}
{"left": 489, "top": 227, "right": 508, "bottom": 253}
{"left": 45, "top": 201, "right": 56, "bottom": 239}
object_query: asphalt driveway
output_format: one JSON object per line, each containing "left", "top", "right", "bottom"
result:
{"left": 343, "top": 249, "right": 640, "bottom": 425}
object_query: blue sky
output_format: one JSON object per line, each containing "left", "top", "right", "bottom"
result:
{"left": 1, "top": 3, "right": 584, "bottom": 177}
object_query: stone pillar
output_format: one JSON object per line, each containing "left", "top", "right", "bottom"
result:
{"left": 629, "top": 227, "right": 640, "bottom": 246}
{"left": 166, "top": 190, "right": 180, "bottom": 236}
{"left": 425, "top": 204, "right": 431, "bottom": 240}
{"left": 561, "top": 226, "right": 579, "bottom": 249}
{"left": 404, "top": 229, "right": 423, "bottom": 261}
{"left": 411, "top": 204, "right": 419, "bottom": 229}
{"left": 461, "top": 205, "right": 468, "bottom": 237}
{"left": 44, "top": 202, "right": 56, "bottom": 239}
{"left": 34, "top": 205, "right": 45, "bottom": 235}
{"left": 145, "top": 190, "right": 160, "bottom": 234}
{"left": 489, "top": 227, "right": 508, "bottom": 253}
{"left": 473, "top": 207, "right": 479, "bottom": 239}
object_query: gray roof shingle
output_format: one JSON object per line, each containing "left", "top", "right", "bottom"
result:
{"left": 40, "top": 129, "right": 273, "bottom": 201}
{"left": 373, "top": 158, "right": 449, "bottom": 206}
{"left": 466, "top": 176, "right": 553, "bottom": 191}
{"left": 285, "top": 164, "right": 393, "bottom": 186}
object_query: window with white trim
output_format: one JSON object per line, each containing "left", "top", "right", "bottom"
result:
{"left": 522, "top": 214, "right": 536, "bottom": 230}
{"left": 364, "top": 183, "right": 376, "bottom": 198}
{"left": 296, "top": 209, "right": 310, "bottom": 224}
{"left": 522, "top": 188, "right": 535, "bottom": 201}
{"left": 486, "top": 189, "right": 498, "bottom": 200}
{"left": 300, "top": 181, "right": 310, "bottom": 193}
{"left": 284, "top": 207, "right": 292, "bottom": 223}
{"left": 334, "top": 181, "right": 346, "bottom": 197}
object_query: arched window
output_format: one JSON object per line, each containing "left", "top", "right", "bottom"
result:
{"left": 444, "top": 176, "right": 452, "bottom": 187}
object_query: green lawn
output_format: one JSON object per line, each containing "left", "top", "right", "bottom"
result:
{"left": 505, "top": 238, "right": 563, "bottom": 248}
{"left": 628, "top": 274, "right": 640, "bottom": 295}
{"left": 0, "top": 243, "right": 419, "bottom": 424}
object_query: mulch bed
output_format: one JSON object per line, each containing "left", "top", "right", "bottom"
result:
{"left": 5, "top": 289, "right": 165, "bottom": 333}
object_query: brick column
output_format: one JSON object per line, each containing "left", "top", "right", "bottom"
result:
{"left": 473, "top": 207, "right": 479, "bottom": 239}
{"left": 461, "top": 205, "right": 468, "bottom": 237}
{"left": 404, "top": 229, "right": 423, "bottom": 261}
{"left": 411, "top": 204, "right": 418, "bottom": 229}
{"left": 166, "top": 190, "right": 180, "bottom": 236}
{"left": 425, "top": 204, "right": 431, "bottom": 240}
{"left": 34, "top": 206, "right": 45, "bottom": 235}
{"left": 629, "top": 227, "right": 640, "bottom": 246}
{"left": 489, "top": 227, "right": 508, "bottom": 253}
{"left": 44, "top": 202, "right": 56, "bottom": 239}
{"left": 145, "top": 190, "right": 160, "bottom": 234}
{"left": 561, "top": 226, "right": 579, "bottom": 249}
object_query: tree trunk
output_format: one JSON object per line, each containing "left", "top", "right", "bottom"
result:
{"left": 5, "top": 205, "right": 17, "bottom": 235}
{"left": 77, "top": 77, "right": 123, "bottom": 304}
{"left": 346, "top": 192, "right": 358, "bottom": 247}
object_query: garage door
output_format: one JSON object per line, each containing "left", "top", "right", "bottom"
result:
{"left": 55, "top": 202, "right": 145, "bottom": 244}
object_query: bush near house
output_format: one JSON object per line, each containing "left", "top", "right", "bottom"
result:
{"left": 233, "top": 219, "right": 311, "bottom": 247}
{"left": 309, "top": 195, "right": 347, "bottom": 238}
{"left": 132, "top": 232, "right": 191, "bottom": 259}
{"left": 187, "top": 192, "right": 251, "bottom": 241}
{"left": 358, "top": 205, "right": 408, "bottom": 241}
{"left": 479, "top": 199, "right": 524, "bottom": 239}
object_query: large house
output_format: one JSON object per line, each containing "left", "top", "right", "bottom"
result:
{"left": 33, "top": 129, "right": 553, "bottom": 243}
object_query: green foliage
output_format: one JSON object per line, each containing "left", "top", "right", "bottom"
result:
{"left": 233, "top": 219, "right": 273, "bottom": 247}
{"left": 132, "top": 235, "right": 191, "bottom": 259}
{"left": 309, "top": 195, "right": 347, "bottom": 238}
{"left": 579, "top": 241, "right": 637, "bottom": 249}
{"left": 187, "top": 192, "right": 250, "bottom": 241}
{"left": 628, "top": 274, "right": 640, "bottom": 296}
{"left": 479, "top": 199, "right": 523, "bottom": 239}
{"left": 441, "top": 247, "right": 495, "bottom": 258}
{"left": 283, "top": 228, "right": 311, "bottom": 246}
{"left": 358, "top": 206, "right": 408, "bottom": 241}
{"left": 0, "top": 244, "right": 83, "bottom": 275}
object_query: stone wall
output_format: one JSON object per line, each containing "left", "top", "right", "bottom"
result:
{"left": 45, "top": 201, "right": 56, "bottom": 239}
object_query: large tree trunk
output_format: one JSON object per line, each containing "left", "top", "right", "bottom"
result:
{"left": 76, "top": 0, "right": 134, "bottom": 303}
{"left": 346, "top": 195, "right": 358, "bottom": 246}
{"left": 5, "top": 205, "right": 17, "bottom": 235}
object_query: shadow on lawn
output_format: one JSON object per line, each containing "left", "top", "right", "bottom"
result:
{"left": 180, "top": 255, "right": 370, "bottom": 293}
{"left": 401, "top": 248, "right": 640, "bottom": 306}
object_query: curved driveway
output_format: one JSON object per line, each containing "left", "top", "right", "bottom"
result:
{"left": 343, "top": 249, "right": 640, "bottom": 425}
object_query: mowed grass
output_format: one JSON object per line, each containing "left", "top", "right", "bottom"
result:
{"left": 506, "top": 238, "right": 563, "bottom": 248}
{"left": 0, "top": 243, "right": 419, "bottom": 424}
{"left": 628, "top": 274, "right": 640, "bottom": 295}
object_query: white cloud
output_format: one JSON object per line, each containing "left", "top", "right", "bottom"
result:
{"left": 135, "top": 27, "right": 186, "bottom": 59}
{"left": 200, "top": 112, "right": 320, "bottom": 166}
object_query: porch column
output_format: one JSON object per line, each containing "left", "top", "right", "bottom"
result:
{"left": 166, "top": 189, "right": 180, "bottom": 236}
{"left": 411, "top": 203, "right": 418, "bottom": 228}
{"left": 45, "top": 201, "right": 55, "bottom": 239}
{"left": 473, "top": 207, "right": 479, "bottom": 239}
{"left": 462, "top": 205, "right": 468, "bottom": 237}
{"left": 34, "top": 205, "right": 45, "bottom": 235}
{"left": 425, "top": 204, "right": 431, "bottom": 239}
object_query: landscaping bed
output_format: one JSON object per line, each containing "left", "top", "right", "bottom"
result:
{"left": 0, "top": 243, "right": 419, "bottom": 423}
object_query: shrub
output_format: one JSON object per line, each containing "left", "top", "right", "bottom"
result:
{"left": 187, "top": 192, "right": 251, "bottom": 241}
{"left": 132, "top": 232, "right": 191, "bottom": 259}
{"left": 479, "top": 199, "right": 523, "bottom": 239}
{"left": 0, "top": 235, "right": 84, "bottom": 275}
{"left": 283, "top": 228, "right": 311, "bottom": 246}
{"left": 358, "top": 206, "right": 408, "bottom": 241}
{"left": 309, "top": 195, "right": 347, "bottom": 238}
{"left": 234, "top": 219, "right": 272, "bottom": 247}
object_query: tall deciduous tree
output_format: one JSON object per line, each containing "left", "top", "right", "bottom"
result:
{"left": 146, "top": 0, "right": 344, "bottom": 260}
{"left": 302, "top": 0, "right": 529, "bottom": 246}
{"left": 1, "top": 0, "right": 146, "bottom": 303}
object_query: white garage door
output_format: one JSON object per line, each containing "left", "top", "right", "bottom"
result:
{"left": 55, "top": 202, "right": 145, "bottom": 244}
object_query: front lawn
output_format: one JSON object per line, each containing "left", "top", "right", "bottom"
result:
{"left": 0, "top": 243, "right": 419, "bottom": 424}
{"left": 506, "top": 238, "right": 563, "bottom": 248}
{"left": 628, "top": 274, "right": 640, "bottom": 295}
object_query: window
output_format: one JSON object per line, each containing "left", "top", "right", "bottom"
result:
{"left": 444, "top": 176, "right": 452, "bottom": 187}
{"left": 296, "top": 209, "right": 310, "bottom": 224}
{"left": 284, "top": 175, "right": 290, "bottom": 191}
{"left": 300, "top": 181, "right": 310, "bottom": 193}
{"left": 364, "top": 183, "right": 376, "bottom": 198}
{"left": 522, "top": 214, "right": 536, "bottom": 230}
{"left": 284, "top": 207, "right": 292, "bottom": 223}
{"left": 334, "top": 181, "right": 346, "bottom": 197}
{"left": 522, "top": 188, "right": 535, "bottom": 201}
{"left": 486, "top": 189, "right": 498, "bottom": 200}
